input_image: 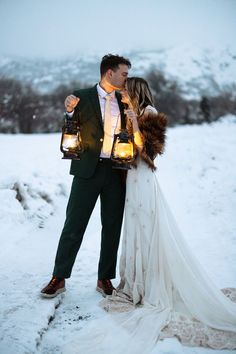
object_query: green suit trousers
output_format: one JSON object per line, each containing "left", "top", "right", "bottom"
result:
{"left": 53, "top": 158, "right": 125, "bottom": 279}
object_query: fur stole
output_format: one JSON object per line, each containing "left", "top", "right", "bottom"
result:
{"left": 136, "top": 111, "right": 168, "bottom": 170}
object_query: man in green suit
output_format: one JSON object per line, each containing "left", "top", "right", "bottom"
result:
{"left": 41, "top": 54, "right": 131, "bottom": 298}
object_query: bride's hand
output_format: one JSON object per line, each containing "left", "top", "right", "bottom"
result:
{"left": 124, "top": 108, "right": 137, "bottom": 124}
{"left": 120, "top": 89, "right": 132, "bottom": 107}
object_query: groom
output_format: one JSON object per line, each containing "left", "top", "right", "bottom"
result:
{"left": 41, "top": 54, "right": 131, "bottom": 298}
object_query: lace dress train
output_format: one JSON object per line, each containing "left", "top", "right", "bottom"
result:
{"left": 99, "top": 159, "right": 236, "bottom": 350}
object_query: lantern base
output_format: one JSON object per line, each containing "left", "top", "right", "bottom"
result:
{"left": 62, "top": 153, "right": 81, "bottom": 160}
{"left": 112, "top": 162, "right": 131, "bottom": 170}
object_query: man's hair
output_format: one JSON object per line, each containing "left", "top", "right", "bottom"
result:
{"left": 100, "top": 54, "right": 131, "bottom": 77}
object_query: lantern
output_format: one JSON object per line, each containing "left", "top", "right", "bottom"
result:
{"left": 111, "top": 128, "right": 135, "bottom": 169}
{"left": 60, "top": 115, "right": 83, "bottom": 160}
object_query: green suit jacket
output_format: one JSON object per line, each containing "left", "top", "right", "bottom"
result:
{"left": 69, "top": 84, "right": 125, "bottom": 178}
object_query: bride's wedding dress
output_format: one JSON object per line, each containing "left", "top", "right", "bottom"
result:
{"left": 98, "top": 157, "right": 236, "bottom": 351}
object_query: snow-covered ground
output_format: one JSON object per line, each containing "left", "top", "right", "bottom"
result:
{"left": 0, "top": 115, "right": 236, "bottom": 354}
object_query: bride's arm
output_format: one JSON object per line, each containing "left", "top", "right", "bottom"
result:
{"left": 125, "top": 108, "right": 143, "bottom": 151}
{"left": 120, "top": 90, "right": 143, "bottom": 151}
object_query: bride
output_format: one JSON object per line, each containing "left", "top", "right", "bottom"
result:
{"left": 100, "top": 77, "right": 236, "bottom": 349}
{"left": 64, "top": 78, "right": 236, "bottom": 353}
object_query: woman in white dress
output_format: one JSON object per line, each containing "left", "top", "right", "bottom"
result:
{"left": 63, "top": 78, "right": 236, "bottom": 354}
{"left": 99, "top": 77, "right": 236, "bottom": 350}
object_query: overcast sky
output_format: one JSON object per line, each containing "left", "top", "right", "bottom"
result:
{"left": 0, "top": 0, "right": 235, "bottom": 58}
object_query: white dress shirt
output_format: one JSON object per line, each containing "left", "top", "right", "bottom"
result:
{"left": 96, "top": 84, "right": 121, "bottom": 158}
{"left": 66, "top": 84, "right": 121, "bottom": 158}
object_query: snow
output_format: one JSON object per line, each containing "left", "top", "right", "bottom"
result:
{"left": 128, "top": 45, "right": 236, "bottom": 99}
{"left": 0, "top": 116, "right": 236, "bottom": 353}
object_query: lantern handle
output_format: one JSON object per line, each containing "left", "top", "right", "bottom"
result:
{"left": 120, "top": 101, "right": 128, "bottom": 130}
{"left": 115, "top": 91, "right": 128, "bottom": 130}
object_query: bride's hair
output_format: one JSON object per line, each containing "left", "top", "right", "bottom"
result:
{"left": 126, "top": 77, "right": 154, "bottom": 116}
{"left": 126, "top": 77, "right": 167, "bottom": 170}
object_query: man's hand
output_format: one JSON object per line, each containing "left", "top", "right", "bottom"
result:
{"left": 64, "top": 95, "right": 80, "bottom": 113}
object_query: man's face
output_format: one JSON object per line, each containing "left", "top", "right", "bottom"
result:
{"left": 107, "top": 64, "right": 129, "bottom": 90}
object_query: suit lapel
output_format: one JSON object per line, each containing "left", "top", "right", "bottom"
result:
{"left": 88, "top": 86, "right": 127, "bottom": 130}
{"left": 88, "top": 85, "right": 103, "bottom": 128}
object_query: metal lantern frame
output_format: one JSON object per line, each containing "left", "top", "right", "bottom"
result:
{"left": 60, "top": 114, "right": 83, "bottom": 160}
{"left": 111, "top": 102, "right": 136, "bottom": 169}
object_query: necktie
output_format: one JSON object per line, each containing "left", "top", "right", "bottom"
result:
{"left": 102, "top": 94, "right": 113, "bottom": 156}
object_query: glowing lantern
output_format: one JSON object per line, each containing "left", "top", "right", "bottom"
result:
{"left": 60, "top": 115, "right": 83, "bottom": 160}
{"left": 111, "top": 101, "right": 136, "bottom": 169}
{"left": 111, "top": 128, "right": 135, "bottom": 164}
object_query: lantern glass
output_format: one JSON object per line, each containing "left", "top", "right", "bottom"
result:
{"left": 62, "top": 133, "right": 80, "bottom": 151}
{"left": 112, "top": 140, "right": 134, "bottom": 161}
{"left": 111, "top": 129, "right": 135, "bottom": 166}
{"left": 60, "top": 117, "right": 83, "bottom": 159}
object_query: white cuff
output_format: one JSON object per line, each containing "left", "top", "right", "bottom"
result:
{"left": 65, "top": 110, "right": 74, "bottom": 117}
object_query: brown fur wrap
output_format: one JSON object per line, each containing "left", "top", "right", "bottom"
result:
{"left": 136, "top": 111, "right": 168, "bottom": 170}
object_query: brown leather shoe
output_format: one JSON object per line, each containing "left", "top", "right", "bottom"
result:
{"left": 41, "top": 276, "right": 66, "bottom": 298}
{"left": 96, "top": 279, "right": 115, "bottom": 297}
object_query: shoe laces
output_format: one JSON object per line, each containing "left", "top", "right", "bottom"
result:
{"left": 48, "top": 277, "right": 62, "bottom": 287}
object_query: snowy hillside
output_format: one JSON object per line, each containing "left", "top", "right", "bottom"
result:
{"left": 0, "top": 115, "right": 236, "bottom": 354}
{"left": 0, "top": 45, "right": 236, "bottom": 98}
{"left": 128, "top": 45, "right": 236, "bottom": 99}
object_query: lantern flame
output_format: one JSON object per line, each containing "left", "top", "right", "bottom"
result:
{"left": 113, "top": 141, "right": 134, "bottom": 160}
{"left": 62, "top": 134, "right": 79, "bottom": 151}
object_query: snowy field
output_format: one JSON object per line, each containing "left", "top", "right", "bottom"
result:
{"left": 0, "top": 115, "right": 236, "bottom": 354}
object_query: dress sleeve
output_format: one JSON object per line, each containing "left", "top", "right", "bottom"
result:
{"left": 144, "top": 105, "right": 158, "bottom": 114}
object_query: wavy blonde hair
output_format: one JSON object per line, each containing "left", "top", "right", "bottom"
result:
{"left": 126, "top": 77, "right": 154, "bottom": 116}
{"left": 126, "top": 77, "right": 167, "bottom": 170}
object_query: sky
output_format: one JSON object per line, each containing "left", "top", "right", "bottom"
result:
{"left": 0, "top": 0, "right": 235, "bottom": 58}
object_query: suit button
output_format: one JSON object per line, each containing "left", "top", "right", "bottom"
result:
{"left": 100, "top": 138, "right": 103, "bottom": 142}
